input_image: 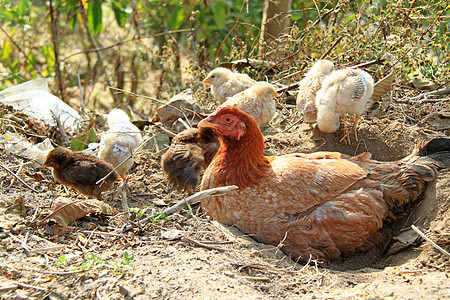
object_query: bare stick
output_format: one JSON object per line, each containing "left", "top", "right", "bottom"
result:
{"left": 16, "top": 283, "right": 47, "bottom": 291}
{"left": 319, "top": 35, "right": 344, "bottom": 60}
{"left": 162, "top": 185, "right": 238, "bottom": 216}
{"left": 177, "top": 117, "right": 191, "bottom": 130}
{"left": 397, "top": 86, "right": 450, "bottom": 103}
{"left": 79, "top": 3, "right": 119, "bottom": 105}
{"left": 0, "top": 286, "right": 18, "bottom": 292}
{"left": 158, "top": 126, "right": 177, "bottom": 138}
{"left": 0, "top": 25, "right": 42, "bottom": 75}
{"left": 29, "top": 245, "right": 65, "bottom": 253}
{"left": 0, "top": 264, "right": 86, "bottom": 276}
{"left": 48, "top": 0, "right": 65, "bottom": 102}
{"left": 7, "top": 160, "right": 24, "bottom": 189}
{"left": 51, "top": 109, "right": 70, "bottom": 146}
{"left": 181, "top": 237, "right": 226, "bottom": 252}
{"left": 0, "top": 162, "right": 39, "bottom": 193}
{"left": 117, "top": 179, "right": 129, "bottom": 220}
{"left": 77, "top": 71, "right": 85, "bottom": 115}
{"left": 80, "top": 230, "right": 124, "bottom": 237}
{"left": 411, "top": 225, "right": 450, "bottom": 257}
{"left": 8, "top": 233, "right": 32, "bottom": 252}
{"left": 348, "top": 59, "right": 382, "bottom": 69}
{"left": 122, "top": 185, "right": 238, "bottom": 232}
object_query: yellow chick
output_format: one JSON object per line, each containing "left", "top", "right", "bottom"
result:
{"left": 315, "top": 68, "right": 374, "bottom": 143}
{"left": 296, "top": 60, "right": 334, "bottom": 123}
{"left": 222, "top": 81, "right": 278, "bottom": 126}
{"left": 203, "top": 67, "right": 256, "bottom": 103}
{"left": 98, "top": 109, "right": 142, "bottom": 180}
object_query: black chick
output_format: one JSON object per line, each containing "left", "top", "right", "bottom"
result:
{"left": 161, "top": 126, "right": 219, "bottom": 192}
{"left": 43, "top": 147, "right": 118, "bottom": 200}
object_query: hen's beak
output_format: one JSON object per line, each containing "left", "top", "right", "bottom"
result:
{"left": 198, "top": 117, "right": 217, "bottom": 129}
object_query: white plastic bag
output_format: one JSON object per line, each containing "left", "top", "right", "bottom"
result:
{"left": 0, "top": 78, "right": 82, "bottom": 128}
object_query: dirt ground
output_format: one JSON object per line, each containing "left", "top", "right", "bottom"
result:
{"left": 0, "top": 94, "right": 449, "bottom": 299}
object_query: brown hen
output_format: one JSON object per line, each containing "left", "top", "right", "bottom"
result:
{"left": 198, "top": 105, "right": 449, "bottom": 262}
{"left": 43, "top": 147, "right": 118, "bottom": 200}
{"left": 161, "top": 126, "right": 219, "bottom": 192}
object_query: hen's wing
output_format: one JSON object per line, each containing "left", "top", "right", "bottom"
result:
{"left": 202, "top": 153, "right": 368, "bottom": 218}
{"left": 201, "top": 153, "right": 383, "bottom": 261}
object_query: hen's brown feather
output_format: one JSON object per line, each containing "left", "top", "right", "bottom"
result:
{"left": 199, "top": 105, "right": 449, "bottom": 262}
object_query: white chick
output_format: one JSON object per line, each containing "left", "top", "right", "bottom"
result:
{"left": 296, "top": 60, "right": 334, "bottom": 123}
{"left": 98, "top": 109, "right": 142, "bottom": 180}
{"left": 315, "top": 68, "right": 374, "bottom": 144}
{"left": 203, "top": 67, "right": 256, "bottom": 103}
{"left": 223, "top": 81, "right": 278, "bottom": 126}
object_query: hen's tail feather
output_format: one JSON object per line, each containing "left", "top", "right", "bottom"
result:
{"left": 418, "top": 137, "right": 450, "bottom": 157}
{"left": 383, "top": 138, "right": 449, "bottom": 208}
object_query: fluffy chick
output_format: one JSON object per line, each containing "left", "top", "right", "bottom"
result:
{"left": 223, "top": 81, "right": 278, "bottom": 126}
{"left": 43, "top": 147, "right": 118, "bottom": 200}
{"left": 98, "top": 109, "right": 142, "bottom": 180}
{"left": 296, "top": 60, "right": 334, "bottom": 123}
{"left": 315, "top": 68, "right": 374, "bottom": 143}
{"left": 203, "top": 67, "right": 256, "bottom": 103}
{"left": 161, "top": 126, "right": 219, "bottom": 192}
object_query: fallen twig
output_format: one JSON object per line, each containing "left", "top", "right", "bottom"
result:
{"left": 348, "top": 59, "right": 382, "bottom": 69}
{"left": 29, "top": 245, "right": 65, "bottom": 253}
{"left": 9, "top": 233, "right": 32, "bottom": 252}
{"left": 319, "top": 36, "right": 344, "bottom": 60}
{"left": 4, "top": 282, "right": 47, "bottom": 292}
{"left": 397, "top": 86, "right": 450, "bottom": 103}
{"left": 0, "top": 286, "right": 18, "bottom": 292}
{"left": 51, "top": 109, "right": 70, "bottom": 146}
{"left": 6, "top": 160, "right": 24, "bottom": 189}
{"left": 0, "top": 264, "right": 86, "bottom": 276}
{"left": 122, "top": 185, "right": 238, "bottom": 233}
{"left": 243, "top": 276, "right": 270, "bottom": 282}
{"left": 162, "top": 185, "right": 239, "bottom": 217}
{"left": 0, "top": 162, "right": 39, "bottom": 193}
{"left": 181, "top": 237, "right": 227, "bottom": 252}
{"left": 411, "top": 225, "right": 450, "bottom": 257}
{"left": 80, "top": 230, "right": 124, "bottom": 237}
{"left": 158, "top": 126, "right": 177, "bottom": 138}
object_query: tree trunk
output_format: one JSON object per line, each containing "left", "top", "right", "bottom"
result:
{"left": 260, "top": 0, "right": 292, "bottom": 47}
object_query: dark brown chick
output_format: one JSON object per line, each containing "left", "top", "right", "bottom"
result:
{"left": 161, "top": 126, "right": 219, "bottom": 192}
{"left": 43, "top": 147, "right": 118, "bottom": 200}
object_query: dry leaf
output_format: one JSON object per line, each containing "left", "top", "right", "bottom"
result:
{"left": 371, "top": 71, "right": 394, "bottom": 102}
{"left": 42, "top": 197, "right": 119, "bottom": 226}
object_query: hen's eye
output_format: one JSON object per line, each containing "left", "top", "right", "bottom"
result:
{"left": 224, "top": 117, "right": 233, "bottom": 123}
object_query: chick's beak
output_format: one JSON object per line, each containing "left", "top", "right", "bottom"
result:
{"left": 273, "top": 91, "right": 279, "bottom": 97}
{"left": 202, "top": 78, "right": 211, "bottom": 84}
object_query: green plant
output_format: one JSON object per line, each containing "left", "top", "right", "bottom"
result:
{"left": 56, "top": 255, "right": 68, "bottom": 266}
{"left": 80, "top": 251, "right": 134, "bottom": 273}
{"left": 129, "top": 206, "right": 149, "bottom": 222}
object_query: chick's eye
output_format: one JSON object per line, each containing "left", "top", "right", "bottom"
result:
{"left": 211, "top": 75, "right": 215, "bottom": 78}
{"left": 224, "top": 117, "right": 233, "bottom": 123}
